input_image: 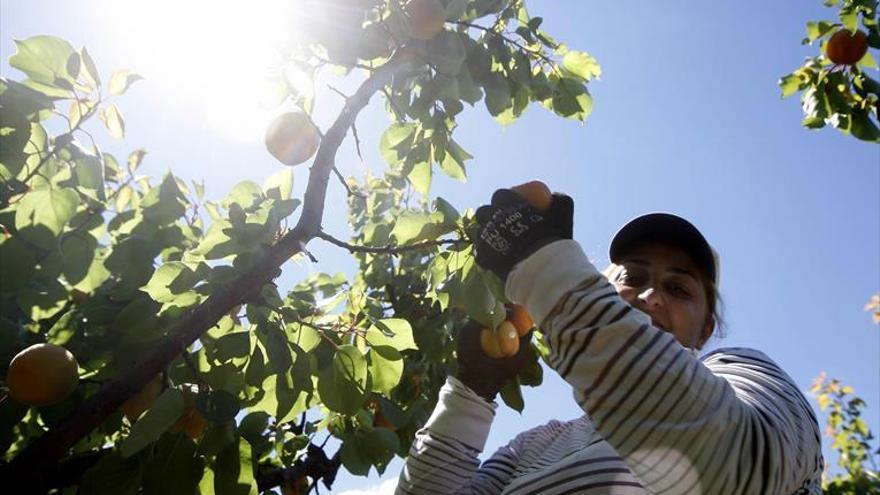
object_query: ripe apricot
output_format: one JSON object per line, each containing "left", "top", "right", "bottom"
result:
{"left": 479, "top": 321, "right": 521, "bottom": 358}
{"left": 265, "top": 112, "right": 321, "bottom": 166}
{"left": 826, "top": 29, "right": 869, "bottom": 65}
{"left": 120, "top": 373, "right": 163, "bottom": 422}
{"left": 6, "top": 343, "right": 79, "bottom": 406}
{"left": 405, "top": 0, "right": 447, "bottom": 41}
{"left": 511, "top": 180, "right": 553, "bottom": 212}
{"left": 282, "top": 476, "right": 309, "bottom": 495}
{"left": 496, "top": 321, "right": 520, "bottom": 357}
{"left": 374, "top": 412, "right": 398, "bottom": 432}
{"left": 479, "top": 327, "right": 504, "bottom": 359}
{"left": 169, "top": 383, "right": 208, "bottom": 440}
{"left": 509, "top": 304, "right": 534, "bottom": 336}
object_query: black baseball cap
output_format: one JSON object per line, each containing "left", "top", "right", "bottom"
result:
{"left": 609, "top": 213, "right": 718, "bottom": 284}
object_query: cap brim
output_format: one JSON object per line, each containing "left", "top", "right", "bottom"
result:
{"left": 609, "top": 213, "right": 716, "bottom": 283}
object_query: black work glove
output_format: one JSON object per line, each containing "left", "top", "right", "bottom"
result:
{"left": 473, "top": 189, "right": 574, "bottom": 282}
{"left": 454, "top": 320, "right": 535, "bottom": 401}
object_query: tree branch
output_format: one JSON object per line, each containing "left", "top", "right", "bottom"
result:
{"left": 316, "top": 230, "right": 464, "bottom": 255}
{"left": 4, "top": 56, "right": 405, "bottom": 489}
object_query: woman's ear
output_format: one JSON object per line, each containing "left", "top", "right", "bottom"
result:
{"left": 696, "top": 317, "right": 715, "bottom": 350}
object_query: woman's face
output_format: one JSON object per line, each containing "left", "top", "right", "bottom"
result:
{"left": 611, "top": 241, "right": 714, "bottom": 350}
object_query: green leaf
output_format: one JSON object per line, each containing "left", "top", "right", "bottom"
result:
{"left": 318, "top": 345, "right": 368, "bottom": 415}
{"left": 778, "top": 73, "right": 803, "bottom": 98}
{"left": 80, "top": 46, "right": 100, "bottom": 88}
{"left": 16, "top": 278, "right": 68, "bottom": 321}
{"left": 224, "top": 180, "right": 264, "bottom": 210}
{"left": 408, "top": 160, "right": 431, "bottom": 195}
{"left": 196, "top": 390, "right": 240, "bottom": 423}
{"left": 366, "top": 318, "right": 417, "bottom": 351}
{"left": 368, "top": 346, "right": 404, "bottom": 394}
{"left": 850, "top": 109, "right": 880, "bottom": 142}
{"left": 100, "top": 103, "right": 125, "bottom": 139}
{"left": 434, "top": 197, "right": 460, "bottom": 224}
{"left": 141, "top": 173, "right": 187, "bottom": 225}
{"left": 14, "top": 187, "right": 79, "bottom": 249}
{"left": 215, "top": 331, "right": 251, "bottom": 361}
{"left": 499, "top": 378, "right": 524, "bottom": 412}
{"left": 391, "top": 211, "right": 455, "bottom": 244}
{"left": 840, "top": 11, "right": 858, "bottom": 32}
{"left": 0, "top": 237, "right": 36, "bottom": 293}
{"left": 551, "top": 77, "right": 592, "bottom": 121}
{"left": 379, "top": 123, "right": 418, "bottom": 165}
{"left": 74, "top": 155, "right": 105, "bottom": 200}
{"left": 120, "top": 388, "right": 185, "bottom": 458}
{"left": 142, "top": 434, "right": 205, "bottom": 495}
{"left": 108, "top": 69, "right": 144, "bottom": 96}
{"left": 427, "top": 32, "right": 467, "bottom": 75}
{"left": 9, "top": 36, "right": 78, "bottom": 88}
{"left": 263, "top": 167, "right": 294, "bottom": 200}
{"left": 806, "top": 21, "right": 837, "bottom": 43}
{"left": 78, "top": 452, "right": 142, "bottom": 495}
{"left": 60, "top": 234, "right": 98, "bottom": 285}
{"left": 483, "top": 73, "right": 512, "bottom": 116}
{"left": 143, "top": 262, "right": 200, "bottom": 303}
{"left": 0, "top": 77, "right": 56, "bottom": 118}
{"left": 127, "top": 149, "right": 147, "bottom": 174}
{"left": 439, "top": 139, "right": 469, "bottom": 180}
{"left": 215, "top": 436, "right": 257, "bottom": 495}
{"left": 562, "top": 51, "right": 601, "bottom": 81}
{"left": 857, "top": 51, "right": 878, "bottom": 69}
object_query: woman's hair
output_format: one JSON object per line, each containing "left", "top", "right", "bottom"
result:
{"left": 602, "top": 262, "right": 727, "bottom": 340}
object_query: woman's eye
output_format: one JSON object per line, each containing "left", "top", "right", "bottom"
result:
{"left": 669, "top": 284, "right": 691, "bottom": 298}
{"left": 619, "top": 273, "right": 645, "bottom": 286}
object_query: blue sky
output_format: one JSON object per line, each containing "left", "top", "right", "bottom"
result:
{"left": 2, "top": 1, "right": 878, "bottom": 492}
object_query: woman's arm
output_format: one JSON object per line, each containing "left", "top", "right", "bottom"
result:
{"left": 505, "top": 240, "right": 824, "bottom": 495}
{"left": 395, "top": 377, "right": 522, "bottom": 494}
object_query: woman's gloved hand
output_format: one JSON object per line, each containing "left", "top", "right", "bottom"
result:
{"left": 473, "top": 188, "right": 574, "bottom": 282}
{"left": 454, "top": 320, "right": 535, "bottom": 401}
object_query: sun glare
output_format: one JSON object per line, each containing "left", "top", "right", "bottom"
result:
{"left": 95, "top": 0, "right": 298, "bottom": 142}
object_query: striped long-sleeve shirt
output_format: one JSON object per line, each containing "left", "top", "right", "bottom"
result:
{"left": 397, "top": 240, "right": 823, "bottom": 494}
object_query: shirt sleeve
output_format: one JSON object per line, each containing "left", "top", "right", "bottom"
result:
{"left": 504, "top": 240, "right": 824, "bottom": 495}
{"left": 396, "top": 376, "right": 524, "bottom": 494}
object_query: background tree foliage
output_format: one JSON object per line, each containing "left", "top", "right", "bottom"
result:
{"left": 0, "top": 0, "right": 598, "bottom": 492}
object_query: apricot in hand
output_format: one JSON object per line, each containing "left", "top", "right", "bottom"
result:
{"left": 511, "top": 180, "right": 553, "bottom": 212}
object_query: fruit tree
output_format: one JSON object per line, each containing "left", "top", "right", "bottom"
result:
{"left": 0, "top": 0, "right": 599, "bottom": 492}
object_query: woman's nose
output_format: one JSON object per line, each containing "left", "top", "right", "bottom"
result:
{"left": 637, "top": 287, "right": 662, "bottom": 308}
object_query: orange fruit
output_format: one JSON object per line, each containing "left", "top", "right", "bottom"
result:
{"left": 509, "top": 304, "right": 534, "bottom": 336}
{"left": 169, "top": 383, "right": 208, "bottom": 440}
{"left": 265, "top": 112, "right": 321, "bottom": 166}
{"left": 405, "top": 0, "right": 446, "bottom": 41}
{"left": 496, "top": 321, "right": 520, "bottom": 357}
{"left": 6, "top": 343, "right": 79, "bottom": 406}
{"left": 480, "top": 327, "right": 504, "bottom": 359}
{"left": 511, "top": 180, "right": 553, "bottom": 212}
{"left": 826, "top": 29, "right": 869, "bottom": 65}
{"left": 282, "top": 476, "right": 309, "bottom": 495}
{"left": 374, "top": 412, "right": 398, "bottom": 432}
{"left": 479, "top": 322, "right": 521, "bottom": 358}
{"left": 120, "top": 373, "right": 163, "bottom": 422}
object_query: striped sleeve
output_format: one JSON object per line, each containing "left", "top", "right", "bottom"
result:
{"left": 505, "top": 240, "right": 824, "bottom": 495}
{"left": 396, "top": 377, "right": 522, "bottom": 494}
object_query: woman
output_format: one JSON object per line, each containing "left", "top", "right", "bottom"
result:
{"left": 396, "top": 188, "right": 823, "bottom": 494}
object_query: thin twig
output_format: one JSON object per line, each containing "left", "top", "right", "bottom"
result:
{"left": 351, "top": 122, "right": 365, "bottom": 166}
{"left": 381, "top": 86, "right": 407, "bottom": 122}
{"left": 327, "top": 84, "right": 349, "bottom": 100}
{"left": 316, "top": 230, "right": 464, "bottom": 255}
{"left": 331, "top": 166, "right": 362, "bottom": 198}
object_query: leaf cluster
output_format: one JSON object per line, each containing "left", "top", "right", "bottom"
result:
{"left": 779, "top": 0, "right": 880, "bottom": 143}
